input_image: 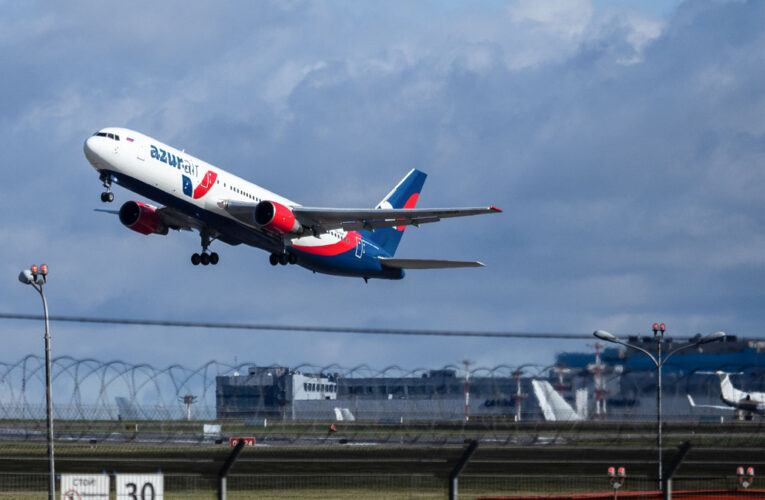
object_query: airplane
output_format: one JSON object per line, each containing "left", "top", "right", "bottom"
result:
{"left": 83, "top": 127, "right": 501, "bottom": 280}
{"left": 531, "top": 379, "right": 583, "bottom": 422}
{"left": 686, "top": 371, "right": 765, "bottom": 420}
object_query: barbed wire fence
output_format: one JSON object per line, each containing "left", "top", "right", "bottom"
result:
{"left": 1, "top": 355, "right": 765, "bottom": 498}
{"left": 0, "top": 355, "right": 764, "bottom": 448}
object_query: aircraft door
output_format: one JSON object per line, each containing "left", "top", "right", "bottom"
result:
{"left": 355, "top": 239, "right": 366, "bottom": 258}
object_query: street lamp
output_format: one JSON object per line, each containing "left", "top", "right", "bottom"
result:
{"left": 593, "top": 325, "right": 725, "bottom": 492}
{"left": 18, "top": 264, "right": 55, "bottom": 500}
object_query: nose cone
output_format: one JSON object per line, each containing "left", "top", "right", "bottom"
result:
{"left": 84, "top": 135, "right": 106, "bottom": 170}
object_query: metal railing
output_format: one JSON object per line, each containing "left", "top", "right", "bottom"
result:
{"left": 0, "top": 472, "right": 762, "bottom": 499}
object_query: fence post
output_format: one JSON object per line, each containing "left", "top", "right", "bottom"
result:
{"left": 449, "top": 439, "right": 479, "bottom": 500}
{"left": 662, "top": 441, "right": 692, "bottom": 500}
{"left": 218, "top": 440, "right": 246, "bottom": 500}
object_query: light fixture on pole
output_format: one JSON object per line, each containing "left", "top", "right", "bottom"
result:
{"left": 593, "top": 326, "right": 725, "bottom": 492}
{"left": 180, "top": 394, "right": 198, "bottom": 421}
{"left": 18, "top": 264, "right": 55, "bottom": 500}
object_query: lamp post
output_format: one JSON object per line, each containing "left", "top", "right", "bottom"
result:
{"left": 593, "top": 326, "right": 725, "bottom": 492}
{"left": 18, "top": 264, "right": 55, "bottom": 500}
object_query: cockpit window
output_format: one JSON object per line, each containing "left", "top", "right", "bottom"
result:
{"left": 93, "top": 132, "right": 120, "bottom": 141}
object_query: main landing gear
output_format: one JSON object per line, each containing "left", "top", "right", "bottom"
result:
{"left": 99, "top": 172, "right": 114, "bottom": 203}
{"left": 191, "top": 231, "right": 219, "bottom": 266}
{"left": 191, "top": 252, "right": 219, "bottom": 266}
{"left": 269, "top": 253, "right": 297, "bottom": 266}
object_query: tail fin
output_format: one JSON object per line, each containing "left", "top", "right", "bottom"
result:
{"left": 532, "top": 380, "right": 582, "bottom": 422}
{"left": 369, "top": 169, "right": 427, "bottom": 256}
{"left": 718, "top": 372, "right": 740, "bottom": 402}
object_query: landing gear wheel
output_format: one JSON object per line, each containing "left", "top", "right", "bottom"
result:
{"left": 194, "top": 230, "right": 220, "bottom": 267}
{"left": 99, "top": 173, "right": 114, "bottom": 203}
{"left": 288, "top": 253, "right": 298, "bottom": 265}
{"left": 269, "top": 254, "right": 279, "bottom": 266}
{"left": 279, "top": 254, "right": 288, "bottom": 265}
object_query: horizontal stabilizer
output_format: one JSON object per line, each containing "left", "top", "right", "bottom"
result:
{"left": 378, "top": 257, "right": 484, "bottom": 269}
{"left": 686, "top": 394, "right": 734, "bottom": 411}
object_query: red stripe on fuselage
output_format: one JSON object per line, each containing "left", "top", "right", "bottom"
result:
{"left": 293, "top": 231, "right": 362, "bottom": 256}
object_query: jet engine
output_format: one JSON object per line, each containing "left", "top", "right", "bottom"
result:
{"left": 118, "top": 201, "right": 168, "bottom": 235}
{"left": 254, "top": 200, "right": 303, "bottom": 235}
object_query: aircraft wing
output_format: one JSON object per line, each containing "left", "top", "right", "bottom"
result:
{"left": 292, "top": 206, "right": 502, "bottom": 233}
{"left": 96, "top": 206, "right": 200, "bottom": 232}
{"left": 218, "top": 201, "right": 501, "bottom": 235}
{"left": 155, "top": 206, "right": 204, "bottom": 232}
{"left": 378, "top": 257, "right": 484, "bottom": 269}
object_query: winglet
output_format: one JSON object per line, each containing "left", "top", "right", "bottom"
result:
{"left": 490, "top": 206, "right": 502, "bottom": 213}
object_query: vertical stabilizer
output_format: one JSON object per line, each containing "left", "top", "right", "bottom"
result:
{"left": 115, "top": 397, "right": 140, "bottom": 420}
{"left": 369, "top": 169, "right": 427, "bottom": 256}
{"left": 532, "top": 380, "right": 583, "bottom": 422}
{"left": 718, "top": 372, "right": 744, "bottom": 403}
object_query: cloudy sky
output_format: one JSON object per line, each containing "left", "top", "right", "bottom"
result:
{"left": 2, "top": 0, "right": 764, "bottom": 374}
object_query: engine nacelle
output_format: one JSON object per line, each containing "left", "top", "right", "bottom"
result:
{"left": 118, "top": 201, "right": 168, "bottom": 235}
{"left": 254, "top": 200, "right": 302, "bottom": 235}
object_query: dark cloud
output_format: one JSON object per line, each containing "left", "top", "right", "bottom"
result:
{"left": 2, "top": 1, "right": 764, "bottom": 370}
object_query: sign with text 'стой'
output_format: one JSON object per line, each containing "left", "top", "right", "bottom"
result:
{"left": 61, "top": 474, "right": 109, "bottom": 500}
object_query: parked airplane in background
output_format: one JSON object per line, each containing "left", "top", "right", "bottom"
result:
{"left": 687, "top": 371, "right": 765, "bottom": 419}
{"left": 531, "top": 380, "right": 583, "bottom": 422}
{"left": 84, "top": 128, "right": 501, "bottom": 280}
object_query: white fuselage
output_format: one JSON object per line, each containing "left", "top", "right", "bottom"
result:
{"left": 84, "top": 127, "right": 348, "bottom": 253}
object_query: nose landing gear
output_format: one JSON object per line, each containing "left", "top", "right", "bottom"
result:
{"left": 191, "top": 230, "right": 219, "bottom": 266}
{"left": 99, "top": 173, "right": 114, "bottom": 203}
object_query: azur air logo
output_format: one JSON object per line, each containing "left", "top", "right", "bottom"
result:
{"left": 150, "top": 145, "right": 198, "bottom": 177}
{"left": 149, "top": 144, "right": 216, "bottom": 199}
{"left": 183, "top": 170, "right": 218, "bottom": 199}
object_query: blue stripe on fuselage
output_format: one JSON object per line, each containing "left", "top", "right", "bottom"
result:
{"left": 292, "top": 243, "right": 405, "bottom": 279}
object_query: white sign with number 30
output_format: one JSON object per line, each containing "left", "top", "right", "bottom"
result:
{"left": 116, "top": 474, "right": 163, "bottom": 500}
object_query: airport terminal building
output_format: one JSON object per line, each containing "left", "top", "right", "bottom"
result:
{"left": 216, "top": 336, "right": 765, "bottom": 422}
{"left": 216, "top": 366, "right": 546, "bottom": 421}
